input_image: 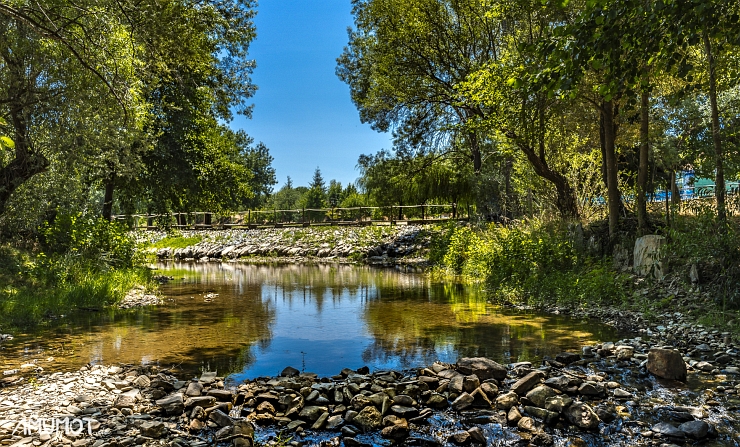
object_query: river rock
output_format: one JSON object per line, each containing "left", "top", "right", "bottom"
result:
{"left": 139, "top": 420, "right": 167, "bottom": 438}
{"left": 496, "top": 391, "right": 519, "bottom": 410}
{"left": 448, "top": 431, "right": 471, "bottom": 445}
{"left": 678, "top": 420, "right": 709, "bottom": 439}
{"left": 156, "top": 393, "right": 184, "bottom": 415}
{"left": 380, "top": 418, "right": 409, "bottom": 440}
{"left": 511, "top": 370, "right": 545, "bottom": 395}
{"left": 452, "top": 392, "right": 474, "bottom": 411}
{"left": 185, "top": 381, "right": 203, "bottom": 397}
{"left": 525, "top": 406, "right": 559, "bottom": 424}
{"left": 526, "top": 385, "right": 557, "bottom": 408}
{"left": 209, "top": 409, "right": 233, "bottom": 427}
{"left": 517, "top": 417, "right": 536, "bottom": 432}
{"left": 615, "top": 345, "right": 634, "bottom": 360}
{"left": 652, "top": 422, "right": 685, "bottom": 438}
{"left": 555, "top": 353, "right": 581, "bottom": 365}
{"left": 456, "top": 357, "right": 507, "bottom": 381}
{"left": 564, "top": 402, "right": 600, "bottom": 430}
{"left": 544, "top": 395, "right": 572, "bottom": 413}
{"left": 299, "top": 405, "right": 328, "bottom": 421}
{"left": 648, "top": 348, "right": 687, "bottom": 381}
{"left": 353, "top": 405, "right": 382, "bottom": 431}
{"left": 463, "top": 375, "right": 480, "bottom": 393}
{"left": 634, "top": 234, "right": 665, "bottom": 278}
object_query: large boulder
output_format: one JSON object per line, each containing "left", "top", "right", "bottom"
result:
{"left": 456, "top": 358, "right": 507, "bottom": 381}
{"left": 647, "top": 348, "right": 687, "bottom": 381}
{"left": 634, "top": 235, "right": 666, "bottom": 278}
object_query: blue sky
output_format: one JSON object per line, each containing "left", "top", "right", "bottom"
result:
{"left": 231, "top": 0, "right": 393, "bottom": 189}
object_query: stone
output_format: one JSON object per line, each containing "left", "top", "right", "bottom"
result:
{"left": 613, "top": 389, "right": 633, "bottom": 399}
{"left": 463, "top": 375, "right": 480, "bottom": 393}
{"left": 480, "top": 382, "right": 498, "bottom": 399}
{"left": 199, "top": 371, "right": 218, "bottom": 384}
{"left": 530, "top": 433, "right": 554, "bottom": 447}
{"left": 299, "top": 406, "right": 328, "bottom": 421}
{"left": 678, "top": 420, "right": 709, "bottom": 439}
{"left": 132, "top": 375, "right": 151, "bottom": 388}
{"left": 390, "top": 405, "right": 418, "bottom": 418}
{"left": 634, "top": 235, "right": 666, "bottom": 278}
{"left": 578, "top": 382, "right": 602, "bottom": 396}
{"left": 139, "top": 421, "right": 167, "bottom": 438}
{"left": 525, "top": 385, "right": 557, "bottom": 408}
{"left": 449, "top": 375, "right": 465, "bottom": 393}
{"left": 380, "top": 418, "right": 409, "bottom": 440}
{"left": 456, "top": 357, "right": 507, "bottom": 381}
{"left": 555, "top": 353, "right": 581, "bottom": 365}
{"left": 155, "top": 393, "right": 184, "bottom": 415}
{"left": 350, "top": 394, "right": 372, "bottom": 411}
{"left": 507, "top": 406, "right": 522, "bottom": 425}
{"left": 452, "top": 392, "right": 474, "bottom": 411}
{"left": 544, "top": 395, "right": 572, "bottom": 413}
{"left": 544, "top": 375, "right": 570, "bottom": 391}
{"left": 326, "top": 415, "right": 344, "bottom": 430}
{"left": 525, "top": 406, "right": 559, "bottom": 424}
{"left": 467, "top": 426, "right": 486, "bottom": 444}
{"left": 564, "top": 402, "right": 600, "bottom": 430}
{"left": 207, "top": 389, "right": 234, "bottom": 402}
{"left": 496, "top": 391, "right": 519, "bottom": 410}
{"left": 511, "top": 370, "right": 545, "bottom": 396}
{"left": 393, "top": 394, "right": 414, "bottom": 406}
{"left": 648, "top": 348, "right": 687, "bottom": 381}
{"left": 280, "top": 366, "right": 300, "bottom": 377}
{"left": 426, "top": 393, "right": 448, "bottom": 409}
{"left": 615, "top": 345, "right": 634, "bottom": 361}
{"left": 185, "top": 396, "right": 217, "bottom": 409}
{"left": 517, "top": 417, "right": 536, "bottom": 432}
{"left": 311, "top": 411, "right": 330, "bottom": 430}
{"left": 652, "top": 422, "right": 685, "bottom": 438}
{"left": 209, "top": 409, "right": 233, "bottom": 427}
{"left": 353, "top": 406, "right": 382, "bottom": 431}
{"left": 185, "top": 381, "right": 203, "bottom": 397}
{"left": 256, "top": 401, "right": 275, "bottom": 414}
{"left": 114, "top": 395, "right": 136, "bottom": 410}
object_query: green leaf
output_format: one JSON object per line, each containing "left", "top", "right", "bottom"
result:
{"left": 507, "top": 77, "right": 523, "bottom": 89}
{"left": 0, "top": 136, "right": 14, "bottom": 149}
{"left": 595, "top": 15, "right": 604, "bottom": 25}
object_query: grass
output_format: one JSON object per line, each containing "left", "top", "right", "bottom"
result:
{"left": 147, "top": 235, "right": 203, "bottom": 249}
{"left": 0, "top": 245, "right": 152, "bottom": 331}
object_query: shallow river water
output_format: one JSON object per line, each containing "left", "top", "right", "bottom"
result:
{"left": 1, "top": 262, "right": 626, "bottom": 381}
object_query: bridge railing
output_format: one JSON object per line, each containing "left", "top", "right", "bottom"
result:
{"left": 114, "top": 204, "right": 469, "bottom": 230}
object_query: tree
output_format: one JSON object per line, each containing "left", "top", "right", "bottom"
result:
{"left": 241, "top": 139, "right": 277, "bottom": 209}
{"left": 337, "top": 0, "right": 501, "bottom": 174}
{"left": 327, "top": 180, "right": 342, "bottom": 207}
{"left": 303, "top": 167, "right": 327, "bottom": 209}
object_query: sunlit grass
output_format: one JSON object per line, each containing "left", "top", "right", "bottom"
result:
{"left": 146, "top": 235, "right": 203, "bottom": 249}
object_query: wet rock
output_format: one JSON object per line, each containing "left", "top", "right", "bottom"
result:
{"left": 426, "top": 393, "right": 448, "bottom": 409}
{"left": 448, "top": 431, "right": 471, "bottom": 445}
{"left": 311, "top": 411, "right": 330, "bottom": 430}
{"left": 467, "top": 426, "right": 486, "bottom": 444}
{"left": 353, "top": 405, "right": 382, "bottom": 431}
{"left": 652, "top": 422, "right": 685, "bottom": 438}
{"left": 555, "top": 353, "right": 581, "bottom": 365}
{"left": 207, "top": 389, "right": 234, "bottom": 402}
{"left": 463, "top": 375, "right": 480, "bottom": 393}
{"left": 613, "top": 388, "right": 633, "bottom": 399}
{"left": 544, "top": 395, "right": 572, "bottom": 413}
{"left": 299, "top": 405, "right": 328, "bottom": 421}
{"left": 615, "top": 345, "right": 634, "bottom": 361}
{"left": 517, "top": 417, "right": 536, "bottom": 432}
{"left": 526, "top": 385, "right": 557, "bottom": 408}
{"left": 185, "top": 381, "right": 203, "bottom": 397}
{"left": 508, "top": 406, "right": 522, "bottom": 425}
{"left": 480, "top": 382, "right": 498, "bottom": 399}
{"left": 648, "top": 348, "right": 687, "bottom": 381}
{"left": 456, "top": 357, "right": 507, "bottom": 381}
{"left": 451, "top": 392, "right": 474, "bottom": 411}
{"left": 281, "top": 366, "right": 300, "bottom": 377}
{"left": 511, "top": 370, "right": 545, "bottom": 396}
{"left": 380, "top": 418, "right": 409, "bottom": 440}
{"left": 185, "top": 395, "right": 217, "bottom": 409}
{"left": 544, "top": 375, "right": 570, "bottom": 391}
{"left": 343, "top": 437, "right": 371, "bottom": 447}
{"left": 530, "top": 432, "right": 554, "bottom": 446}
{"left": 525, "top": 406, "right": 559, "bottom": 424}
{"left": 678, "top": 420, "right": 709, "bottom": 439}
{"left": 496, "top": 391, "right": 519, "bottom": 410}
{"left": 326, "top": 415, "right": 344, "bottom": 430}
{"left": 577, "top": 382, "right": 602, "bottom": 396}
{"left": 564, "top": 402, "right": 600, "bottom": 430}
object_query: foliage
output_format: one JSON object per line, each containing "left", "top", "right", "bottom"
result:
{"left": 42, "top": 212, "right": 139, "bottom": 268}
{"left": 434, "top": 220, "right": 628, "bottom": 308}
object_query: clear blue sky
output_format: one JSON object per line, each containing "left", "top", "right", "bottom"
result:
{"left": 231, "top": 0, "right": 393, "bottom": 190}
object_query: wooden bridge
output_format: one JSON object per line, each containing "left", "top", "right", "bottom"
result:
{"left": 114, "top": 204, "right": 471, "bottom": 230}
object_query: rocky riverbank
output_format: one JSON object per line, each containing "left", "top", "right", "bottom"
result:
{"left": 144, "top": 226, "right": 433, "bottom": 266}
{"left": 1, "top": 322, "right": 738, "bottom": 447}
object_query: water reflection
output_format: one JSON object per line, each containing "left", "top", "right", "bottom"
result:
{"left": 0, "top": 263, "right": 626, "bottom": 382}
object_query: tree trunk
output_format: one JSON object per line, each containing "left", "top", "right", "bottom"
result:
{"left": 602, "top": 100, "right": 621, "bottom": 239}
{"left": 637, "top": 88, "right": 650, "bottom": 235}
{"left": 0, "top": 104, "right": 49, "bottom": 215}
{"left": 506, "top": 131, "right": 580, "bottom": 219}
{"left": 468, "top": 132, "right": 482, "bottom": 173}
{"left": 102, "top": 169, "right": 116, "bottom": 221}
{"left": 703, "top": 32, "right": 725, "bottom": 222}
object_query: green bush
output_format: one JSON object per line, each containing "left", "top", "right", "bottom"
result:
{"left": 42, "top": 211, "right": 138, "bottom": 268}
{"left": 434, "top": 219, "right": 626, "bottom": 308}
